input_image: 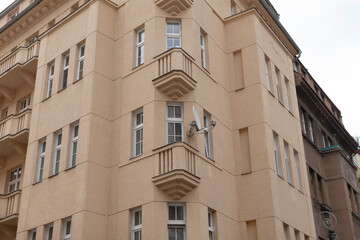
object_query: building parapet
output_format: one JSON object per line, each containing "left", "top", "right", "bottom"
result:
{"left": 0, "top": 190, "right": 21, "bottom": 224}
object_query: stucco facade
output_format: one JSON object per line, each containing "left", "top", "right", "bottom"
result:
{"left": 0, "top": 0, "right": 317, "bottom": 240}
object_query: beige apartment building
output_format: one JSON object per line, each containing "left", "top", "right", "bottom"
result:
{"left": 0, "top": 0, "right": 317, "bottom": 239}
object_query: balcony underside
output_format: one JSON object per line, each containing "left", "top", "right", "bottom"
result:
{"left": 0, "top": 130, "right": 29, "bottom": 157}
{"left": 154, "top": 0, "right": 194, "bottom": 15}
{"left": 153, "top": 70, "right": 196, "bottom": 100}
{"left": 153, "top": 169, "right": 200, "bottom": 200}
{"left": 0, "top": 58, "right": 37, "bottom": 90}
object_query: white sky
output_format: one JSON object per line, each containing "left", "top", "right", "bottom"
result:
{"left": 271, "top": 0, "right": 360, "bottom": 137}
{"left": 0, "top": 0, "right": 359, "bottom": 136}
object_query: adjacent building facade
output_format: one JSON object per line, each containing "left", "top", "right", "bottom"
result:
{"left": 0, "top": 0, "right": 321, "bottom": 239}
{"left": 294, "top": 59, "right": 360, "bottom": 239}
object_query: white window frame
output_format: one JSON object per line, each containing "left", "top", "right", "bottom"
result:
{"left": 200, "top": 33, "right": 206, "bottom": 68}
{"left": 273, "top": 133, "right": 282, "bottom": 177}
{"left": 166, "top": 103, "right": 183, "bottom": 144}
{"left": 136, "top": 28, "right": 145, "bottom": 66}
{"left": 231, "top": 1, "right": 236, "bottom": 15}
{"left": 28, "top": 229, "right": 37, "bottom": 240}
{"left": 284, "top": 78, "right": 291, "bottom": 110}
{"left": 166, "top": 21, "right": 181, "bottom": 50}
{"left": 37, "top": 138, "right": 46, "bottom": 182}
{"left": 284, "top": 142, "right": 293, "bottom": 185}
{"left": 300, "top": 109, "right": 306, "bottom": 134}
{"left": 265, "top": 57, "right": 271, "bottom": 91}
{"left": 19, "top": 96, "right": 31, "bottom": 113}
{"left": 45, "top": 223, "right": 54, "bottom": 240}
{"left": 275, "top": 68, "right": 281, "bottom": 101}
{"left": 133, "top": 108, "right": 143, "bottom": 157}
{"left": 77, "top": 43, "right": 85, "bottom": 80}
{"left": 132, "top": 207, "right": 142, "bottom": 240}
{"left": 69, "top": 121, "right": 79, "bottom": 168}
{"left": 63, "top": 217, "right": 72, "bottom": 240}
{"left": 203, "top": 111, "right": 212, "bottom": 158}
{"left": 321, "top": 131, "right": 327, "bottom": 148}
{"left": 8, "top": 166, "right": 21, "bottom": 193}
{"left": 61, "top": 54, "right": 70, "bottom": 90}
{"left": 294, "top": 150, "right": 302, "bottom": 191}
{"left": 47, "top": 63, "right": 55, "bottom": 98}
{"left": 52, "top": 130, "right": 62, "bottom": 175}
{"left": 168, "top": 203, "right": 186, "bottom": 240}
{"left": 208, "top": 211, "right": 214, "bottom": 240}
{"left": 308, "top": 117, "right": 314, "bottom": 141}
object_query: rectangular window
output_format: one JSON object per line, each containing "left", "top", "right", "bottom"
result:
{"left": 283, "top": 223, "right": 290, "bottom": 240}
{"left": 321, "top": 131, "right": 327, "bottom": 148}
{"left": 204, "top": 111, "right": 212, "bottom": 158}
{"left": 1, "top": 108, "right": 8, "bottom": 119}
{"left": 208, "top": 211, "right": 214, "bottom": 240}
{"left": 52, "top": 130, "right": 62, "bottom": 175}
{"left": 47, "top": 63, "right": 55, "bottom": 98}
{"left": 284, "top": 78, "right": 291, "bottom": 111}
{"left": 168, "top": 203, "right": 185, "bottom": 240}
{"left": 132, "top": 207, "right": 142, "bottom": 240}
{"left": 19, "top": 96, "right": 31, "bottom": 113}
{"left": 61, "top": 54, "right": 70, "bottom": 90}
{"left": 275, "top": 68, "right": 281, "bottom": 102}
{"left": 136, "top": 28, "right": 145, "bottom": 66}
{"left": 309, "top": 168, "right": 316, "bottom": 198}
{"left": 293, "top": 150, "right": 303, "bottom": 191}
{"left": 69, "top": 121, "right": 79, "bottom": 168}
{"left": 8, "top": 166, "right": 21, "bottom": 193}
{"left": 28, "top": 229, "right": 36, "bottom": 240}
{"left": 37, "top": 138, "right": 46, "bottom": 182}
{"left": 284, "top": 141, "right": 293, "bottom": 185}
{"left": 231, "top": 1, "right": 236, "bottom": 15}
{"left": 300, "top": 109, "right": 306, "bottom": 134}
{"left": 63, "top": 217, "right": 71, "bottom": 240}
{"left": 133, "top": 109, "right": 143, "bottom": 157}
{"left": 317, "top": 175, "right": 323, "bottom": 202}
{"left": 308, "top": 117, "right": 314, "bottom": 141}
{"left": 273, "top": 132, "right": 283, "bottom": 177}
{"left": 166, "top": 21, "right": 181, "bottom": 50}
{"left": 265, "top": 56, "right": 271, "bottom": 92}
{"left": 46, "top": 223, "right": 54, "bottom": 240}
{"left": 77, "top": 43, "right": 85, "bottom": 80}
{"left": 200, "top": 33, "right": 206, "bottom": 69}
{"left": 167, "top": 103, "right": 183, "bottom": 143}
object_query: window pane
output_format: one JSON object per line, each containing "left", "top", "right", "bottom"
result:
{"left": 168, "top": 106, "right": 174, "bottom": 118}
{"left": 175, "top": 123, "right": 182, "bottom": 136}
{"left": 168, "top": 123, "right": 175, "bottom": 135}
{"left": 168, "top": 228, "right": 176, "bottom": 240}
{"left": 175, "top": 106, "right": 181, "bottom": 118}
{"left": 167, "top": 38, "right": 174, "bottom": 49}
{"left": 169, "top": 206, "right": 175, "bottom": 220}
{"left": 173, "top": 23, "right": 180, "bottom": 34}
{"left": 177, "top": 228, "right": 184, "bottom": 240}
{"left": 134, "top": 231, "right": 141, "bottom": 240}
{"left": 135, "top": 210, "right": 142, "bottom": 225}
{"left": 74, "top": 125, "right": 79, "bottom": 138}
{"left": 66, "top": 221, "right": 71, "bottom": 235}
{"left": 166, "top": 23, "right": 172, "bottom": 34}
{"left": 176, "top": 206, "right": 184, "bottom": 220}
{"left": 174, "top": 38, "right": 180, "bottom": 48}
{"left": 168, "top": 136, "right": 175, "bottom": 143}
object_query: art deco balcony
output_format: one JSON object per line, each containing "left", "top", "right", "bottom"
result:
{"left": 0, "top": 41, "right": 39, "bottom": 91}
{"left": 153, "top": 48, "right": 196, "bottom": 100}
{"left": 0, "top": 190, "right": 21, "bottom": 228}
{"left": 154, "top": 0, "right": 194, "bottom": 16}
{"left": 0, "top": 109, "right": 31, "bottom": 157}
{"left": 152, "top": 142, "right": 200, "bottom": 200}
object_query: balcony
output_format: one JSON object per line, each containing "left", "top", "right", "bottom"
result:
{"left": 154, "top": 0, "right": 194, "bottom": 16}
{"left": 152, "top": 142, "right": 200, "bottom": 200}
{"left": 0, "top": 41, "right": 39, "bottom": 92}
{"left": 0, "top": 109, "right": 31, "bottom": 157}
{"left": 153, "top": 48, "right": 196, "bottom": 100}
{"left": 0, "top": 190, "right": 21, "bottom": 226}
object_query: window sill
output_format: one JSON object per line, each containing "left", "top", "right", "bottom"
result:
{"left": 42, "top": 96, "right": 51, "bottom": 102}
{"left": 277, "top": 173, "right": 284, "bottom": 180}
{"left": 57, "top": 87, "right": 67, "bottom": 93}
{"left": 132, "top": 63, "right": 144, "bottom": 71}
{"left": 268, "top": 90, "right": 275, "bottom": 98}
{"left": 202, "top": 66, "right": 210, "bottom": 75}
{"left": 74, "top": 77, "right": 82, "bottom": 84}
{"left": 129, "top": 154, "right": 143, "bottom": 161}
{"left": 32, "top": 180, "right": 42, "bottom": 186}
{"left": 65, "top": 165, "right": 76, "bottom": 171}
{"left": 48, "top": 173, "right": 58, "bottom": 178}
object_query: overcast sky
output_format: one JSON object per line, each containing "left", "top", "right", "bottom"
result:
{"left": 0, "top": 0, "right": 359, "bottom": 137}
{"left": 271, "top": 0, "right": 360, "bottom": 137}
